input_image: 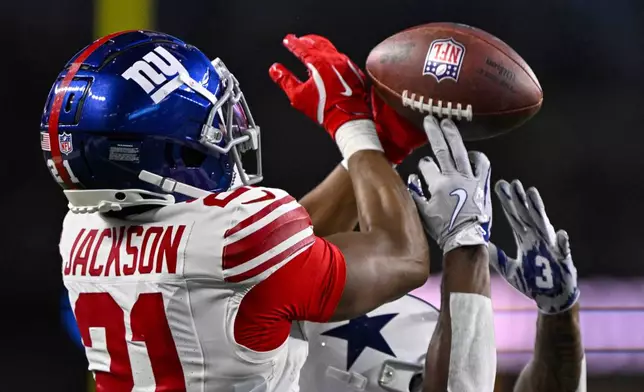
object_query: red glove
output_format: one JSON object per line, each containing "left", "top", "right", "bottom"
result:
{"left": 372, "top": 88, "right": 428, "bottom": 164}
{"left": 269, "top": 34, "right": 372, "bottom": 140}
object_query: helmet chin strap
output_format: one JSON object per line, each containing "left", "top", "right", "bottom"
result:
{"left": 138, "top": 170, "right": 213, "bottom": 199}
{"left": 138, "top": 163, "right": 248, "bottom": 200}
{"left": 64, "top": 188, "right": 176, "bottom": 214}
{"left": 65, "top": 167, "right": 245, "bottom": 215}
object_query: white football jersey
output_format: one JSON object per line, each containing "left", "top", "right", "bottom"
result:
{"left": 60, "top": 186, "right": 346, "bottom": 392}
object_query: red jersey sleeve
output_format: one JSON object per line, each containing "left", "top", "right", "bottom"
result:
{"left": 234, "top": 236, "right": 347, "bottom": 352}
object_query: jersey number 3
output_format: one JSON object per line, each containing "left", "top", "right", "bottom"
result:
{"left": 74, "top": 292, "right": 186, "bottom": 391}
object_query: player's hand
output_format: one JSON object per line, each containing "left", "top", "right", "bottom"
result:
{"left": 269, "top": 34, "right": 372, "bottom": 139}
{"left": 489, "top": 180, "right": 580, "bottom": 314}
{"left": 408, "top": 116, "right": 491, "bottom": 253}
{"left": 372, "top": 88, "right": 428, "bottom": 164}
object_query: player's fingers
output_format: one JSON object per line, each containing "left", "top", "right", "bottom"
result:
{"left": 407, "top": 174, "right": 427, "bottom": 200}
{"left": 422, "top": 116, "right": 454, "bottom": 172}
{"left": 470, "top": 151, "right": 492, "bottom": 212}
{"left": 556, "top": 230, "right": 571, "bottom": 258}
{"left": 468, "top": 151, "right": 491, "bottom": 181}
{"left": 495, "top": 180, "right": 526, "bottom": 236}
{"left": 268, "top": 63, "right": 303, "bottom": 101}
{"left": 488, "top": 242, "right": 511, "bottom": 275}
{"left": 299, "top": 34, "right": 337, "bottom": 51}
{"left": 417, "top": 157, "right": 442, "bottom": 193}
{"left": 282, "top": 34, "right": 312, "bottom": 63}
{"left": 489, "top": 243, "right": 525, "bottom": 294}
{"left": 510, "top": 179, "right": 535, "bottom": 230}
{"left": 408, "top": 188, "right": 433, "bottom": 235}
{"left": 408, "top": 177, "right": 431, "bottom": 227}
{"left": 526, "top": 186, "right": 557, "bottom": 244}
{"left": 440, "top": 119, "right": 471, "bottom": 176}
{"left": 409, "top": 187, "right": 429, "bottom": 210}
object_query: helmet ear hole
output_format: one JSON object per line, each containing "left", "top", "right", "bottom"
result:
{"left": 180, "top": 145, "right": 207, "bottom": 167}
{"left": 65, "top": 93, "right": 75, "bottom": 113}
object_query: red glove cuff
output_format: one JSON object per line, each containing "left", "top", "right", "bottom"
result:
{"left": 325, "top": 100, "right": 373, "bottom": 140}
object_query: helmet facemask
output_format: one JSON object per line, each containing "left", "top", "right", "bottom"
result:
{"left": 140, "top": 58, "right": 262, "bottom": 199}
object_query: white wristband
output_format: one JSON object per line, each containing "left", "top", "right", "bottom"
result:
{"left": 335, "top": 119, "right": 383, "bottom": 164}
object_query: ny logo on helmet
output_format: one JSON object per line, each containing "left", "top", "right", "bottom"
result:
{"left": 122, "top": 47, "right": 189, "bottom": 104}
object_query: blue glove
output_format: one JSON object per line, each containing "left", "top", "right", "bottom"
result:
{"left": 489, "top": 179, "right": 579, "bottom": 314}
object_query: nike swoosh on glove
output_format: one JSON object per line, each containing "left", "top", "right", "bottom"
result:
{"left": 269, "top": 34, "right": 372, "bottom": 139}
{"left": 372, "top": 88, "right": 428, "bottom": 164}
{"left": 408, "top": 116, "right": 492, "bottom": 254}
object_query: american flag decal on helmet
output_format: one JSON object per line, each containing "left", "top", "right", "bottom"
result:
{"left": 40, "top": 132, "right": 51, "bottom": 151}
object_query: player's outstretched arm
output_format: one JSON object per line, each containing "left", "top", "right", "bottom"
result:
{"left": 298, "top": 165, "right": 358, "bottom": 237}
{"left": 488, "top": 180, "right": 585, "bottom": 392}
{"left": 270, "top": 34, "right": 429, "bottom": 320}
{"left": 297, "top": 59, "right": 430, "bottom": 238}
{"left": 422, "top": 246, "right": 493, "bottom": 392}
{"left": 405, "top": 118, "right": 496, "bottom": 392}
{"left": 326, "top": 148, "right": 428, "bottom": 319}
{"left": 513, "top": 305, "right": 585, "bottom": 392}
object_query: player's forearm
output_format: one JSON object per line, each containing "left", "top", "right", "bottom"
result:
{"left": 347, "top": 150, "right": 427, "bottom": 259}
{"left": 514, "top": 303, "right": 584, "bottom": 392}
{"left": 298, "top": 165, "right": 358, "bottom": 237}
{"left": 438, "top": 246, "right": 491, "bottom": 297}
{"left": 423, "top": 246, "right": 495, "bottom": 392}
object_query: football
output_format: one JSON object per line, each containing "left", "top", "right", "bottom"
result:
{"left": 366, "top": 22, "right": 543, "bottom": 140}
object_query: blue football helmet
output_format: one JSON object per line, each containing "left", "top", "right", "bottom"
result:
{"left": 40, "top": 30, "right": 261, "bottom": 212}
{"left": 295, "top": 295, "right": 439, "bottom": 392}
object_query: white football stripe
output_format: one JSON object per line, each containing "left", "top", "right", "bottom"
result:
{"left": 306, "top": 63, "right": 326, "bottom": 124}
{"left": 223, "top": 226, "right": 313, "bottom": 278}
{"left": 347, "top": 60, "right": 364, "bottom": 85}
{"left": 225, "top": 199, "right": 301, "bottom": 243}
{"left": 227, "top": 241, "right": 315, "bottom": 284}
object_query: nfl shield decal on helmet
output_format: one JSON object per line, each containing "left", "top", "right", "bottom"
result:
{"left": 423, "top": 38, "right": 466, "bottom": 82}
{"left": 59, "top": 133, "right": 73, "bottom": 155}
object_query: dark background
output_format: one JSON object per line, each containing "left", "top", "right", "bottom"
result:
{"left": 1, "top": 0, "right": 643, "bottom": 390}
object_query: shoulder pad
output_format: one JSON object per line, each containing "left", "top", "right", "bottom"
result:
{"left": 215, "top": 186, "right": 314, "bottom": 284}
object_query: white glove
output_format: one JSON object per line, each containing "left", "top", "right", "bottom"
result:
{"left": 408, "top": 116, "right": 492, "bottom": 253}
{"left": 489, "top": 179, "right": 580, "bottom": 314}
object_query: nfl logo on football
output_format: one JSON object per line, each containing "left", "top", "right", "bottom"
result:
{"left": 423, "top": 38, "right": 466, "bottom": 82}
{"left": 59, "top": 133, "right": 73, "bottom": 155}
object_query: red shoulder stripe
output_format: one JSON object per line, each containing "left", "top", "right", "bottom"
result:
{"left": 224, "top": 195, "right": 295, "bottom": 237}
{"left": 222, "top": 206, "right": 311, "bottom": 270}
{"left": 225, "top": 235, "right": 315, "bottom": 283}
